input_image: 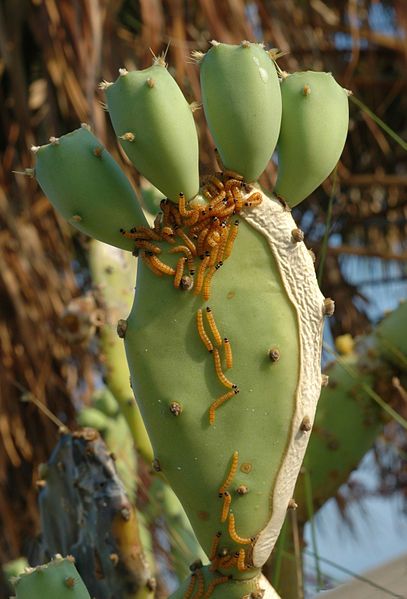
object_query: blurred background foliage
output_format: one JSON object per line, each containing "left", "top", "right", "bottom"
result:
{"left": 0, "top": 0, "right": 406, "bottom": 597}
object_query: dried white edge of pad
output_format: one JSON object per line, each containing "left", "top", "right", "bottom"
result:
{"left": 241, "top": 190, "right": 324, "bottom": 567}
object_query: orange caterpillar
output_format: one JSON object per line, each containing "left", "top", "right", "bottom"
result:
{"left": 228, "top": 513, "right": 254, "bottom": 545}
{"left": 202, "top": 576, "right": 230, "bottom": 598}
{"left": 219, "top": 450, "right": 239, "bottom": 494}
{"left": 209, "top": 389, "right": 239, "bottom": 425}
{"left": 196, "top": 309, "right": 213, "bottom": 353}
{"left": 213, "top": 349, "right": 236, "bottom": 389}
{"left": 220, "top": 491, "right": 231, "bottom": 522}
{"left": 183, "top": 573, "right": 196, "bottom": 599}
{"left": 173, "top": 257, "right": 186, "bottom": 288}
{"left": 223, "top": 338, "right": 233, "bottom": 369}
{"left": 205, "top": 307, "right": 222, "bottom": 346}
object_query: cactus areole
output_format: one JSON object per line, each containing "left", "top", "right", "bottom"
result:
{"left": 32, "top": 41, "right": 348, "bottom": 598}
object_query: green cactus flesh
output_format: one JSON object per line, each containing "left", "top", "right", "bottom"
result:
{"left": 106, "top": 65, "right": 199, "bottom": 202}
{"left": 275, "top": 71, "right": 349, "bottom": 207}
{"left": 13, "top": 556, "right": 90, "bottom": 599}
{"left": 123, "top": 187, "right": 325, "bottom": 586}
{"left": 200, "top": 42, "right": 282, "bottom": 182}
{"left": 33, "top": 126, "right": 147, "bottom": 250}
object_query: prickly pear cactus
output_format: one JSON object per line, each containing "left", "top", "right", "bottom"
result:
{"left": 12, "top": 555, "right": 90, "bottom": 599}
{"left": 31, "top": 41, "right": 349, "bottom": 598}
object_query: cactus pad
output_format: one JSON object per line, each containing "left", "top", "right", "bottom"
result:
{"left": 106, "top": 65, "right": 199, "bottom": 202}
{"left": 33, "top": 126, "right": 147, "bottom": 250}
{"left": 13, "top": 556, "right": 90, "bottom": 599}
{"left": 275, "top": 71, "right": 349, "bottom": 206}
{"left": 200, "top": 42, "right": 282, "bottom": 182}
{"left": 123, "top": 182, "right": 325, "bottom": 584}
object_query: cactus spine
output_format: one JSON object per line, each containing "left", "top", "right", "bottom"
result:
{"left": 30, "top": 40, "right": 349, "bottom": 597}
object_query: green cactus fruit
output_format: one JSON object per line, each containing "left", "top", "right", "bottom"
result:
{"left": 169, "top": 565, "right": 281, "bottom": 598}
{"left": 106, "top": 65, "right": 199, "bottom": 202}
{"left": 199, "top": 41, "right": 282, "bottom": 182}
{"left": 275, "top": 71, "right": 349, "bottom": 207}
{"left": 13, "top": 556, "right": 90, "bottom": 599}
{"left": 123, "top": 188, "right": 325, "bottom": 583}
{"left": 33, "top": 126, "right": 147, "bottom": 250}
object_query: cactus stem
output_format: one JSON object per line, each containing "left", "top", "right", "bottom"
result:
{"left": 119, "top": 132, "right": 135, "bottom": 142}
{"left": 300, "top": 416, "right": 312, "bottom": 432}
{"left": 118, "top": 67, "right": 128, "bottom": 76}
{"left": 291, "top": 228, "right": 304, "bottom": 243}
{"left": 323, "top": 298, "right": 335, "bottom": 317}
{"left": 116, "top": 319, "right": 128, "bottom": 338}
